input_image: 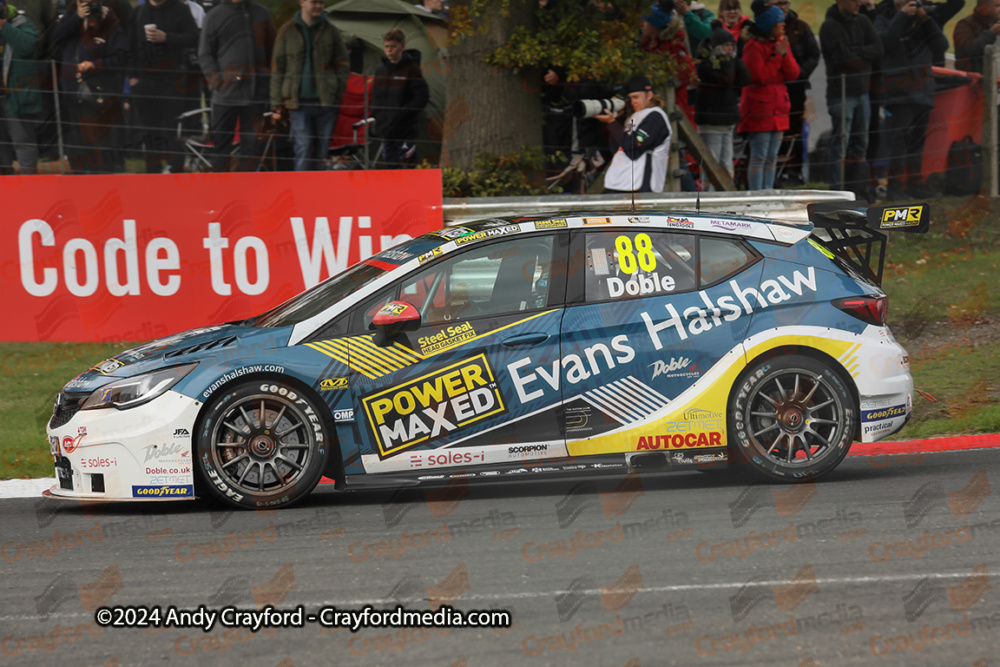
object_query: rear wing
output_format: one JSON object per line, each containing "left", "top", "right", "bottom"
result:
{"left": 805, "top": 202, "right": 929, "bottom": 287}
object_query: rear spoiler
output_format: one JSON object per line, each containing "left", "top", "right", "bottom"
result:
{"left": 805, "top": 202, "right": 929, "bottom": 287}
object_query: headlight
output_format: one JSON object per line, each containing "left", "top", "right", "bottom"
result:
{"left": 80, "top": 364, "right": 197, "bottom": 411}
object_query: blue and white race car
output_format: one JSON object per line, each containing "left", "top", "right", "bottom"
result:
{"left": 44, "top": 204, "right": 926, "bottom": 509}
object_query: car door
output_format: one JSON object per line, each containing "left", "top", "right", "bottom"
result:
{"left": 341, "top": 232, "right": 570, "bottom": 475}
{"left": 560, "top": 226, "right": 762, "bottom": 458}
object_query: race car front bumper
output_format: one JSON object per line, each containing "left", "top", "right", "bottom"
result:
{"left": 44, "top": 390, "right": 203, "bottom": 501}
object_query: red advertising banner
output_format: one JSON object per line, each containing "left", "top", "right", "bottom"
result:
{"left": 1, "top": 170, "right": 442, "bottom": 342}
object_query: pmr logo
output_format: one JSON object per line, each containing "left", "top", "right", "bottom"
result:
{"left": 362, "top": 354, "right": 506, "bottom": 458}
{"left": 880, "top": 206, "right": 923, "bottom": 229}
{"left": 378, "top": 303, "right": 407, "bottom": 317}
{"left": 320, "top": 378, "right": 349, "bottom": 391}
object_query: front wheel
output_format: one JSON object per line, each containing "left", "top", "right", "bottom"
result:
{"left": 195, "top": 380, "right": 329, "bottom": 509}
{"left": 729, "top": 355, "right": 856, "bottom": 482}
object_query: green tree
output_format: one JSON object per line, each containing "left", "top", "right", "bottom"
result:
{"left": 444, "top": 0, "right": 694, "bottom": 169}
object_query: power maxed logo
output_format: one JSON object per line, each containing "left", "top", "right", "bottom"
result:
{"left": 879, "top": 206, "right": 923, "bottom": 229}
{"left": 362, "top": 354, "right": 506, "bottom": 458}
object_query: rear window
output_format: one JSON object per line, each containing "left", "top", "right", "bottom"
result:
{"left": 699, "top": 237, "right": 758, "bottom": 286}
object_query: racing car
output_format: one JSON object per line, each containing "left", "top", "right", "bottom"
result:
{"left": 45, "top": 203, "right": 927, "bottom": 509}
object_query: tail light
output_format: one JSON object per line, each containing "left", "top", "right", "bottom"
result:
{"left": 834, "top": 295, "right": 888, "bottom": 326}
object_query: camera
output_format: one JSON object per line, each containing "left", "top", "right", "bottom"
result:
{"left": 85, "top": 1, "right": 102, "bottom": 16}
{"left": 571, "top": 97, "right": 626, "bottom": 119}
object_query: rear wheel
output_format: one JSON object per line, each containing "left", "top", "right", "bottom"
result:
{"left": 729, "top": 355, "right": 855, "bottom": 482}
{"left": 195, "top": 380, "right": 329, "bottom": 509}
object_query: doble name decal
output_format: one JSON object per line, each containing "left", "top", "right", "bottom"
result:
{"left": 363, "top": 354, "right": 506, "bottom": 458}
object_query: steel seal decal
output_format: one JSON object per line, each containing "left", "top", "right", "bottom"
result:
{"left": 362, "top": 353, "right": 506, "bottom": 459}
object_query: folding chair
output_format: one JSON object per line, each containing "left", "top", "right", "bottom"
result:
{"left": 328, "top": 73, "right": 382, "bottom": 170}
{"left": 176, "top": 108, "right": 280, "bottom": 172}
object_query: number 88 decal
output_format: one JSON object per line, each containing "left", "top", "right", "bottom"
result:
{"left": 615, "top": 233, "right": 657, "bottom": 274}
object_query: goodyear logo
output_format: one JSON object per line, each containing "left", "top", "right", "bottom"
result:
{"left": 536, "top": 218, "right": 567, "bottom": 229}
{"left": 362, "top": 353, "right": 505, "bottom": 458}
{"left": 132, "top": 485, "right": 193, "bottom": 498}
{"left": 862, "top": 403, "right": 907, "bottom": 422}
{"left": 320, "top": 377, "right": 349, "bottom": 391}
{"left": 454, "top": 225, "right": 520, "bottom": 246}
{"left": 880, "top": 206, "right": 923, "bottom": 228}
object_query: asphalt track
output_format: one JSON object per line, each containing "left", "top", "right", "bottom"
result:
{"left": 2, "top": 444, "right": 1000, "bottom": 666}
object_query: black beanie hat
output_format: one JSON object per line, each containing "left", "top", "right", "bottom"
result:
{"left": 710, "top": 19, "right": 734, "bottom": 47}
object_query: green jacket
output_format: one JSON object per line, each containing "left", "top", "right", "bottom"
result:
{"left": 271, "top": 14, "right": 348, "bottom": 110}
{"left": 1, "top": 9, "right": 41, "bottom": 116}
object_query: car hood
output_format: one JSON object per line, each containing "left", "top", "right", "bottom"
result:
{"left": 61, "top": 324, "right": 287, "bottom": 394}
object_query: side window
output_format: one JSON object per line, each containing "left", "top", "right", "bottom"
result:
{"left": 399, "top": 236, "right": 555, "bottom": 325}
{"left": 585, "top": 230, "right": 697, "bottom": 302}
{"left": 352, "top": 288, "right": 397, "bottom": 333}
{"left": 699, "top": 237, "right": 758, "bottom": 286}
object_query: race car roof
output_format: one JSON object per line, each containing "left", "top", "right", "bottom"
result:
{"left": 454, "top": 211, "right": 813, "bottom": 245}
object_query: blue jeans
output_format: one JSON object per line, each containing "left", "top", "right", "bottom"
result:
{"left": 827, "top": 93, "right": 870, "bottom": 189}
{"left": 747, "top": 130, "right": 783, "bottom": 190}
{"left": 290, "top": 101, "right": 337, "bottom": 171}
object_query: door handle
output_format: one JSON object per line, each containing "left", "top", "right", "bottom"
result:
{"left": 502, "top": 333, "right": 550, "bottom": 347}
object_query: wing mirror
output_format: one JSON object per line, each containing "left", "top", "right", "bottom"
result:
{"left": 371, "top": 301, "right": 421, "bottom": 346}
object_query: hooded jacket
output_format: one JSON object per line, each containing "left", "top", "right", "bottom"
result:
{"left": 127, "top": 0, "right": 199, "bottom": 83}
{"left": 1, "top": 7, "right": 41, "bottom": 115}
{"left": 784, "top": 9, "right": 819, "bottom": 90}
{"left": 819, "top": 4, "right": 883, "bottom": 99}
{"left": 271, "top": 12, "right": 348, "bottom": 110}
{"left": 875, "top": 10, "right": 948, "bottom": 107}
{"left": 371, "top": 48, "right": 429, "bottom": 141}
{"left": 198, "top": 0, "right": 275, "bottom": 106}
{"left": 737, "top": 34, "right": 799, "bottom": 133}
{"left": 695, "top": 46, "right": 750, "bottom": 127}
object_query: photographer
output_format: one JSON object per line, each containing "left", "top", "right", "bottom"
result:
{"left": 876, "top": 0, "right": 948, "bottom": 199}
{"left": 0, "top": 0, "right": 42, "bottom": 174}
{"left": 52, "top": 0, "right": 127, "bottom": 173}
{"left": 595, "top": 75, "right": 671, "bottom": 193}
{"left": 954, "top": 0, "right": 1000, "bottom": 73}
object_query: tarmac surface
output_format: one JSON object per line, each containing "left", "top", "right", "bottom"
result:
{"left": 3, "top": 446, "right": 999, "bottom": 665}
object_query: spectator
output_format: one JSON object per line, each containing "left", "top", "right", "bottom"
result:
{"left": 775, "top": 0, "right": 818, "bottom": 186}
{"left": 695, "top": 21, "right": 750, "bottom": 180}
{"left": 127, "top": 0, "right": 199, "bottom": 173}
{"left": 0, "top": 1, "right": 42, "bottom": 174}
{"left": 596, "top": 75, "right": 672, "bottom": 193}
{"left": 415, "top": 0, "right": 448, "bottom": 21}
{"left": 738, "top": 0, "right": 799, "bottom": 190}
{"left": 53, "top": 0, "right": 127, "bottom": 174}
{"left": 717, "top": 0, "right": 749, "bottom": 55}
{"left": 640, "top": 2, "right": 696, "bottom": 123}
{"left": 198, "top": 0, "right": 275, "bottom": 171}
{"left": 955, "top": 0, "right": 1000, "bottom": 73}
{"left": 271, "top": 0, "right": 349, "bottom": 171}
{"left": 675, "top": 0, "right": 716, "bottom": 54}
{"left": 819, "top": 0, "right": 882, "bottom": 191}
{"left": 876, "top": 0, "right": 948, "bottom": 199}
{"left": 371, "top": 29, "right": 428, "bottom": 168}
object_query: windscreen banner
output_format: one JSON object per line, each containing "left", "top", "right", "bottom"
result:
{"left": 1, "top": 170, "right": 442, "bottom": 342}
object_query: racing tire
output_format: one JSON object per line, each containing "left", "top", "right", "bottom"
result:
{"left": 729, "top": 355, "right": 855, "bottom": 482}
{"left": 195, "top": 380, "right": 329, "bottom": 509}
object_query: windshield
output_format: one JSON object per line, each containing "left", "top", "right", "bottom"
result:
{"left": 252, "top": 236, "right": 449, "bottom": 328}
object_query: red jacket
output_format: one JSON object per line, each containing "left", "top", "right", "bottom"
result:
{"left": 737, "top": 36, "right": 800, "bottom": 133}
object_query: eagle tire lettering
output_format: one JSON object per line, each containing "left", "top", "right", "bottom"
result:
{"left": 729, "top": 355, "right": 854, "bottom": 483}
{"left": 194, "top": 379, "right": 329, "bottom": 510}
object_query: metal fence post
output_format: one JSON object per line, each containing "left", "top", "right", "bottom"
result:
{"left": 983, "top": 45, "right": 998, "bottom": 197}
{"left": 51, "top": 59, "right": 65, "bottom": 174}
{"left": 839, "top": 74, "right": 846, "bottom": 191}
